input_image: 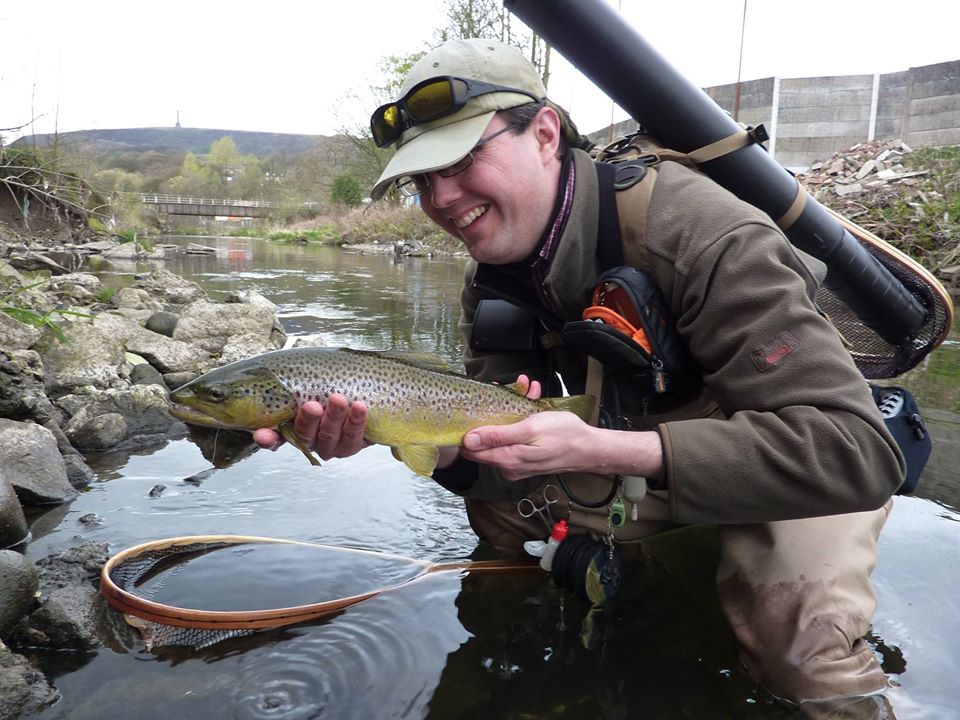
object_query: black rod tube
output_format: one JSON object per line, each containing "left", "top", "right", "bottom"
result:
{"left": 505, "top": 0, "right": 926, "bottom": 344}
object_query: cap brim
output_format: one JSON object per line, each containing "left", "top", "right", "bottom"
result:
{"left": 370, "top": 111, "right": 494, "bottom": 201}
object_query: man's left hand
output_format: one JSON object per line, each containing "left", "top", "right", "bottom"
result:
{"left": 460, "top": 411, "right": 597, "bottom": 481}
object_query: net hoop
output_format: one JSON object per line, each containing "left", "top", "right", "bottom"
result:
{"left": 101, "top": 534, "right": 537, "bottom": 630}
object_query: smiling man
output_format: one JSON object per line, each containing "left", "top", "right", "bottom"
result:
{"left": 255, "top": 39, "right": 906, "bottom": 715}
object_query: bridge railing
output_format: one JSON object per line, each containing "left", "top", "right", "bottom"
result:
{"left": 133, "top": 193, "right": 281, "bottom": 208}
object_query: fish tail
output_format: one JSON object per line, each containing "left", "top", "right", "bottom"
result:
{"left": 539, "top": 394, "right": 597, "bottom": 423}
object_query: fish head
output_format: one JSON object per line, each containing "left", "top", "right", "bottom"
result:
{"left": 168, "top": 358, "right": 297, "bottom": 430}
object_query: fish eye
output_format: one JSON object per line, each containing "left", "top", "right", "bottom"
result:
{"left": 206, "top": 385, "right": 229, "bottom": 402}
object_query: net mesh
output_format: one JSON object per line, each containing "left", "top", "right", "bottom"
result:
{"left": 106, "top": 542, "right": 256, "bottom": 650}
{"left": 816, "top": 240, "right": 950, "bottom": 379}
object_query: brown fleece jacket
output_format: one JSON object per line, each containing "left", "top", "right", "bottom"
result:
{"left": 445, "top": 148, "right": 904, "bottom": 526}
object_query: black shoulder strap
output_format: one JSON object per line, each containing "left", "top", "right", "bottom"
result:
{"left": 595, "top": 162, "right": 624, "bottom": 271}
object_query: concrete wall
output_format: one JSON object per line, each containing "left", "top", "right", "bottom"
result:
{"left": 590, "top": 59, "right": 960, "bottom": 170}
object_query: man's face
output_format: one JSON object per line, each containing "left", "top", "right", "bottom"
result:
{"left": 417, "top": 108, "right": 563, "bottom": 265}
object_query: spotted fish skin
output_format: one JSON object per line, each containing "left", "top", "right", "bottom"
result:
{"left": 168, "top": 347, "right": 596, "bottom": 476}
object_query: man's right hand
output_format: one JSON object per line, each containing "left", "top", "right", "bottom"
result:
{"left": 252, "top": 394, "right": 370, "bottom": 460}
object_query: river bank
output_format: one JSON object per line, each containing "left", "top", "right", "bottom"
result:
{"left": 0, "top": 217, "right": 310, "bottom": 715}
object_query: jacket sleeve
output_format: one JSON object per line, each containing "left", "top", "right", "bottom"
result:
{"left": 647, "top": 169, "right": 905, "bottom": 525}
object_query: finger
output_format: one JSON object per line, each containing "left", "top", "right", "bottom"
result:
{"left": 463, "top": 421, "right": 532, "bottom": 452}
{"left": 527, "top": 380, "right": 542, "bottom": 400}
{"left": 293, "top": 400, "right": 326, "bottom": 445}
{"left": 252, "top": 427, "right": 282, "bottom": 450}
{"left": 315, "top": 394, "right": 351, "bottom": 457}
{"left": 338, "top": 401, "right": 369, "bottom": 453}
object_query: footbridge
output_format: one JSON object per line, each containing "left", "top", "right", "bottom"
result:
{"left": 135, "top": 193, "right": 280, "bottom": 218}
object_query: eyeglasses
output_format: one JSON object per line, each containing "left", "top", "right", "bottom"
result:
{"left": 370, "top": 76, "right": 541, "bottom": 148}
{"left": 395, "top": 122, "right": 519, "bottom": 197}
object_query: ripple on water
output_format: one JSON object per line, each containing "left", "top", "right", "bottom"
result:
{"left": 229, "top": 572, "right": 469, "bottom": 720}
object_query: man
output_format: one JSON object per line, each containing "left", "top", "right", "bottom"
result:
{"left": 255, "top": 39, "right": 905, "bottom": 712}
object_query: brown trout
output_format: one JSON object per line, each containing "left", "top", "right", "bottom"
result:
{"left": 168, "top": 347, "right": 596, "bottom": 476}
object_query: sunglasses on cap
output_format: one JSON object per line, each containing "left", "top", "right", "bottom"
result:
{"left": 370, "top": 75, "right": 542, "bottom": 148}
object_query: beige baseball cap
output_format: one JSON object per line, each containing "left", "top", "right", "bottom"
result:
{"left": 370, "top": 39, "right": 547, "bottom": 201}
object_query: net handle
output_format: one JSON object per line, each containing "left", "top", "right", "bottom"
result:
{"left": 100, "top": 534, "right": 538, "bottom": 630}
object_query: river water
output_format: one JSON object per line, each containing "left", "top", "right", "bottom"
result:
{"left": 23, "top": 236, "right": 960, "bottom": 719}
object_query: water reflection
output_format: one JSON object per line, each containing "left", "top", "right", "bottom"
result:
{"left": 24, "top": 237, "right": 960, "bottom": 719}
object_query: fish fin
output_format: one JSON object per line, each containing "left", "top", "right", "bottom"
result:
{"left": 393, "top": 445, "right": 440, "bottom": 477}
{"left": 539, "top": 394, "right": 598, "bottom": 423}
{"left": 278, "top": 422, "right": 321, "bottom": 466}
{"left": 504, "top": 381, "right": 528, "bottom": 395}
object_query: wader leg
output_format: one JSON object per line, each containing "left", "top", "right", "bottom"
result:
{"left": 716, "top": 500, "right": 893, "bottom": 704}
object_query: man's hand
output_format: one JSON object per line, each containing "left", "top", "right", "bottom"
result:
{"left": 460, "top": 410, "right": 597, "bottom": 480}
{"left": 252, "top": 394, "right": 370, "bottom": 460}
{"left": 459, "top": 372, "right": 664, "bottom": 481}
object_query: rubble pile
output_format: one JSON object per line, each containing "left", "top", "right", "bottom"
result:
{"left": 797, "top": 139, "right": 960, "bottom": 286}
{"left": 798, "top": 138, "right": 926, "bottom": 199}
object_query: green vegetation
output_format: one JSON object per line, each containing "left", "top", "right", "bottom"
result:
{"left": 0, "top": 279, "right": 92, "bottom": 343}
{"left": 331, "top": 174, "right": 363, "bottom": 206}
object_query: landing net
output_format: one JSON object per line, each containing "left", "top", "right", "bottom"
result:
{"left": 101, "top": 535, "right": 537, "bottom": 650}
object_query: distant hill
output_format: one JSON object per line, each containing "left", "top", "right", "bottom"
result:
{"left": 11, "top": 126, "right": 337, "bottom": 157}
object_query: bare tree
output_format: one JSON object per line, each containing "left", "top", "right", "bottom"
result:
{"left": 436, "top": 0, "right": 552, "bottom": 90}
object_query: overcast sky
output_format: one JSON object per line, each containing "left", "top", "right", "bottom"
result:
{"left": 2, "top": 0, "right": 957, "bottom": 142}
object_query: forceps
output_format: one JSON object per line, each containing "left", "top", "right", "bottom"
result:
{"left": 517, "top": 484, "right": 561, "bottom": 531}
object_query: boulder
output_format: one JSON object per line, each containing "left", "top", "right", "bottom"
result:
{"left": 0, "top": 551, "right": 38, "bottom": 638}
{"left": 0, "top": 420, "right": 77, "bottom": 505}
{"left": 112, "top": 287, "right": 164, "bottom": 312}
{"left": 58, "top": 384, "right": 178, "bottom": 449}
{"left": 131, "top": 267, "right": 207, "bottom": 305}
{"left": 0, "top": 313, "right": 42, "bottom": 351}
{"left": 0, "top": 640, "right": 58, "bottom": 718}
{"left": 173, "top": 299, "right": 283, "bottom": 353}
{"left": 0, "top": 350, "right": 63, "bottom": 427}
{"left": 40, "top": 320, "right": 128, "bottom": 397}
{"left": 0, "top": 475, "right": 28, "bottom": 550}
{"left": 144, "top": 310, "right": 180, "bottom": 337}
{"left": 91, "top": 314, "right": 211, "bottom": 374}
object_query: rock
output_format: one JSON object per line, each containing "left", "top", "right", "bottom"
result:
{"left": 0, "top": 349, "right": 63, "bottom": 427}
{"left": 101, "top": 243, "right": 143, "bottom": 259}
{"left": 62, "top": 453, "right": 96, "bottom": 489}
{"left": 64, "top": 412, "right": 128, "bottom": 450}
{"left": 58, "top": 384, "right": 178, "bottom": 446}
{"left": 15, "top": 586, "right": 118, "bottom": 651}
{"left": 0, "top": 420, "right": 77, "bottom": 505}
{"left": 163, "top": 371, "right": 198, "bottom": 390}
{"left": 225, "top": 289, "right": 277, "bottom": 311}
{"left": 0, "top": 474, "right": 29, "bottom": 550}
{"left": 0, "top": 313, "right": 42, "bottom": 351}
{"left": 129, "top": 361, "right": 165, "bottom": 387}
{"left": 144, "top": 310, "right": 180, "bottom": 337}
{"left": 46, "top": 272, "right": 102, "bottom": 294}
{"left": 218, "top": 332, "right": 283, "bottom": 365}
{"left": 40, "top": 320, "right": 128, "bottom": 397}
{"left": 33, "top": 542, "right": 108, "bottom": 594}
{"left": 112, "top": 286, "right": 164, "bottom": 312}
{"left": 92, "top": 313, "right": 210, "bottom": 374}
{"left": 185, "top": 242, "right": 216, "bottom": 254}
{"left": 132, "top": 267, "right": 206, "bottom": 305}
{"left": 290, "top": 334, "right": 327, "bottom": 348}
{"left": 0, "top": 640, "right": 58, "bottom": 718}
{"left": 173, "top": 299, "right": 282, "bottom": 353}
{"left": 7, "top": 252, "right": 70, "bottom": 275}
{"left": 0, "top": 551, "right": 38, "bottom": 638}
